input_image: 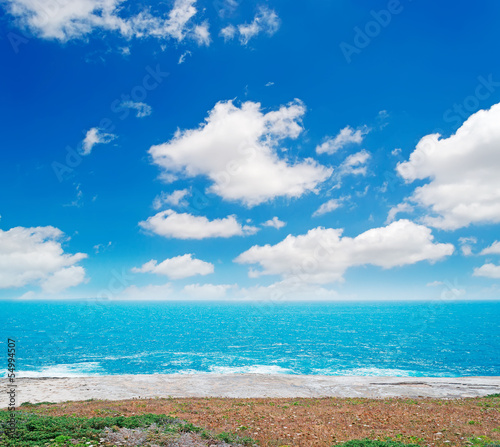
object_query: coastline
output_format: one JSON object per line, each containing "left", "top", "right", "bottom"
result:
{"left": 1, "top": 374, "right": 499, "bottom": 408}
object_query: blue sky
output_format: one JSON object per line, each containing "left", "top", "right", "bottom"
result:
{"left": 1, "top": 0, "right": 500, "bottom": 301}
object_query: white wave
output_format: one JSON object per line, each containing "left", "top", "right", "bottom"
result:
{"left": 11, "top": 362, "right": 103, "bottom": 378}
{"left": 167, "top": 365, "right": 294, "bottom": 375}
{"left": 209, "top": 365, "right": 294, "bottom": 374}
{"left": 311, "top": 367, "right": 450, "bottom": 377}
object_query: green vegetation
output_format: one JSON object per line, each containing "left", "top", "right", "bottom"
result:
{"left": 0, "top": 412, "right": 257, "bottom": 446}
{"left": 467, "top": 435, "right": 500, "bottom": 446}
{"left": 20, "top": 402, "right": 56, "bottom": 407}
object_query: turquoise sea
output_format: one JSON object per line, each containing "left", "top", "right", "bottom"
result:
{"left": 1, "top": 300, "right": 499, "bottom": 377}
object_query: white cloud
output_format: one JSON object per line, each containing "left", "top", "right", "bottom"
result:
{"left": 82, "top": 127, "right": 116, "bottom": 156}
{"left": 313, "top": 198, "right": 344, "bottom": 217}
{"left": 219, "top": 24, "right": 236, "bottom": 41}
{"left": 235, "top": 219, "right": 454, "bottom": 285}
{"left": 339, "top": 149, "right": 371, "bottom": 176}
{"left": 426, "top": 281, "right": 444, "bottom": 287}
{"left": 215, "top": 0, "right": 239, "bottom": 18}
{"left": 40, "top": 266, "right": 87, "bottom": 293}
{"left": 153, "top": 189, "right": 190, "bottom": 210}
{"left": 262, "top": 217, "right": 286, "bottom": 229}
{"left": 193, "top": 21, "right": 210, "bottom": 45}
{"left": 149, "top": 99, "right": 332, "bottom": 207}
{"left": 63, "top": 183, "right": 84, "bottom": 208}
{"left": 386, "top": 202, "right": 414, "bottom": 224}
{"left": 377, "top": 110, "right": 389, "bottom": 129}
{"left": 481, "top": 241, "right": 500, "bottom": 255}
{"left": 0, "top": 226, "right": 87, "bottom": 291}
{"left": 132, "top": 254, "right": 214, "bottom": 280}
{"left": 237, "top": 6, "right": 280, "bottom": 45}
{"left": 237, "top": 280, "right": 339, "bottom": 301}
{"left": 140, "top": 210, "right": 258, "bottom": 239}
{"left": 178, "top": 50, "right": 192, "bottom": 64}
{"left": 473, "top": 263, "right": 500, "bottom": 279}
{"left": 397, "top": 102, "right": 500, "bottom": 230}
{"left": 93, "top": 241, "right": 112, "bottom": 254}
{"left": 114, "top": 283, "right": 174, "bottom": 301}
{"left": 182, "top": 283, "right": 234, "bottom": 299}
{"left": 316, "top": 126, "right": 369, "bottom": 155}
{"left": 121, "top": 101, "right": 152, "bottom": 118}
{"left": 4, "top": 0, "right": 208, "bottom": 44}
{"left": 458, "top": 237, "right": 477, "bottom": 256}
{"left": 112, "top": 281, "right": 236, "bottom": 301}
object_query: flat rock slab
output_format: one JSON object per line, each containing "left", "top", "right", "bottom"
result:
{"left": 1, "top": 375, "right": 499, "bottom": 407}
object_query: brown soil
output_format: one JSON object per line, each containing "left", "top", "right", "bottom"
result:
{"left": 26, "top": 396, "right": 500, "bottom": 446}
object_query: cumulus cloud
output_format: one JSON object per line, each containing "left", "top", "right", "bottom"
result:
{"left": 152, "top": 189, "right": 191, "bottom": 210}
{"left": 313, "top": 198, "right": 345, "bottom": 217}
{"left": 0, "top": 226, "right": 87, "bottom": 291}
{"left": 235, "top": 219, "right": 454, "bottom": 284}
{"left": 397, "top": 102, "right": 500, "bottom": 230}
{"left": 481, "top": 241, "right": 500, "bottom": 255}
{"left": 3, "top": 0, "right": 208, "bottom": 44}
{"left": 140, "top": 210, "right": 258, "bottom": 239}
{"left": 149, "top": 99, "right": 332, "bottom": 207}
{"left": 132, "top": 254, "right": 214, "bottom": 280}
{"left": 473, "top": 263, "right": 500, "bottom": 279}
{"left": 121, "top": 101, "right": 152, "bottom": 118}
{"left": 82, "top": 127, "right": 116, "bottom": 156}
{"left": 262, "top": 217, "right": 286, "bottom": 229}
{"left": 316, "top": 126, "right": 369, "bottom": 155}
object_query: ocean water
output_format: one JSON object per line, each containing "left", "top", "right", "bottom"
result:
{"left": 1, "top": 300, "right": 499, "bottom": 378}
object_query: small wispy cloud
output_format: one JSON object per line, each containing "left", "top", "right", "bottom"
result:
{"left": 121, "top": 101, "right": 152, "bottom": 118}
{"left": 82, "top": 127, "right": 116, "bottom": 156}
{"left": 458, "top": 237, "right": 477, "bottom": 256}
{"left": 153, "top": 189, "right": 191, "bottom": 210}
{"left": 63, "top": 183, "right": 83, "bottom": 208}
{"left": 316, "top": 125, "right": 370, "bottom": 155}
{"left": 313, "top": 197, "right": 347, "bottom": 217}
{"left": 178, "top": 50, "right": 192, "bottom": 64}
{"left": 220, "top": 7, "right": 280, "bottom": 45}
